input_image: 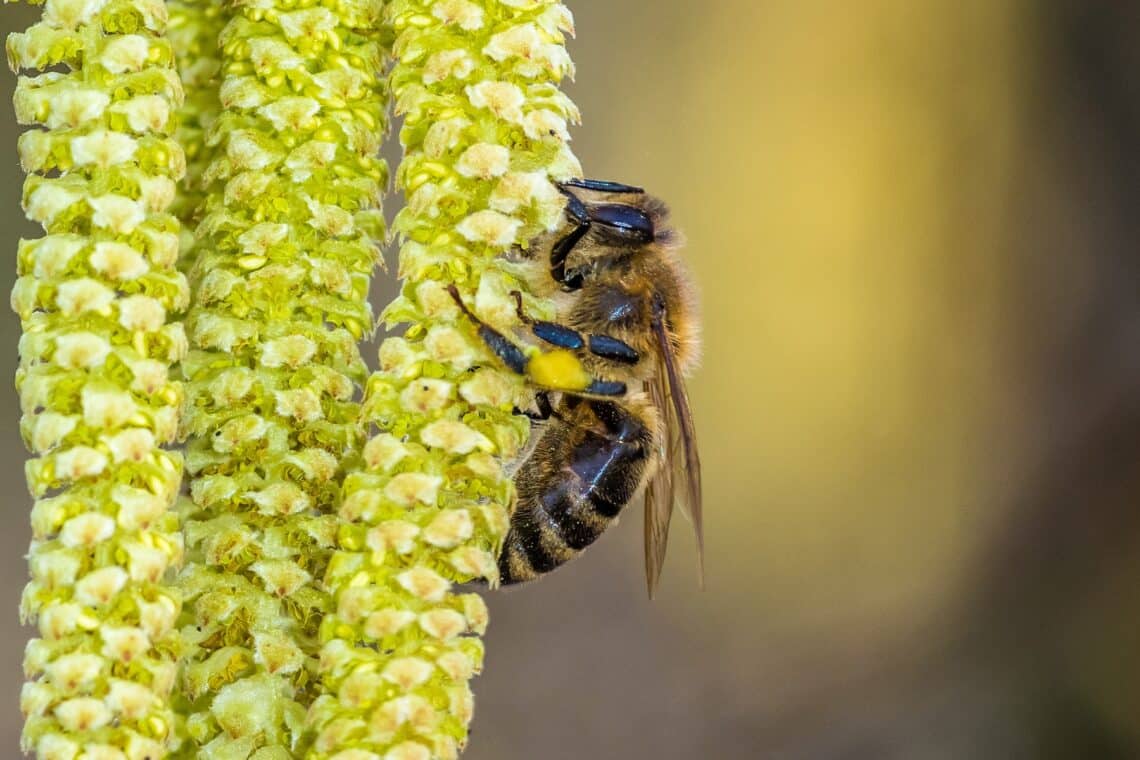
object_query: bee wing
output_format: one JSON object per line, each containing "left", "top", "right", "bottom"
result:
{"left": 643, "top": 313, "right": 704, "bottom": 598}
{"left": 644, "top": 376, "right": 674, "bottom": 599}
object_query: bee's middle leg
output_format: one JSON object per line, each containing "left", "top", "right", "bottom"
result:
{"left": 510, "top": 290, "right": 641, "bottom": 368}
{"left": 448, "top": 285, "right": 627, "bottom": 397}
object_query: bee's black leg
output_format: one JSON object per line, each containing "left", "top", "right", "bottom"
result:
{"left": 515, "top": 391, "right": 556, "bottom": 421}
{"left": 535, "top": 390, "right": 555, "bottom": 419}
{"left": 509, "top": 291, "right": 641, "bottom": 367}
{"left": 530, "top": 323, "right": 640, "bottom": 366}
{"left": 510, "top": 289, "right": 589, "bottom": 352}
{"left": 510, "top": 291, "right": 532, "bottom": 324}
{"left": 586, "top": 334, "right": 640, "bottom": 365}
{"left": 448, "top": 285, "right": 628, "bottom": 397}
{"left": 447, "top": 285, "right": 527, "bottom": 375}
{"left": 560, "top": 178, "right": 645, "bottom": 194}
{"left": 551, "top": 187, "right": 591, "bottom": 289}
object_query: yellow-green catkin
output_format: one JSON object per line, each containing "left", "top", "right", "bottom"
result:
{"left": 165, "top": 0, "right": 223, "bottom": 752}
{"left": 173, "top": 0, "right": 389, "bottom": 756}
{"left": 8, "top": 0, "right": 190, "bottom": 757}
{"left": 307, "top": 1, "right": 580, "bottom": 757}
{"left": 167, "top": 0, "right": 223, "bottom": 237}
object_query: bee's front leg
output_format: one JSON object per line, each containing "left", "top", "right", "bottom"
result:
{"left": 551, "top": 186, "right": 592, "bottom": 289}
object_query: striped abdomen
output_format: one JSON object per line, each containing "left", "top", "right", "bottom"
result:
{"left": 500, "top": 398, "right": 656, "bottom": 584}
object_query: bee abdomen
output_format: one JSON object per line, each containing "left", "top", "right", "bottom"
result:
{"left": 500, "top": 488, "right": 618, "bottom": 585}
{"left": 543, "top": 483, "right": 611, "bottom": 549}
{"left": 500, "top": 403, "right": 654, "bottom": 585}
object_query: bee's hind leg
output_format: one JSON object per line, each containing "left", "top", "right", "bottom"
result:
{"left": 447, "top": 285, "right": 627, "bottom": 397}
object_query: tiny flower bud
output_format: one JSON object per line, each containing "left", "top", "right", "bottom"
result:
{"left": 419, "top": 419, "right": 492, "bottom": 455}
{"left": 432, "top": 0, "right": 484, "bottom": 31}
{"left": 384, "top": 473, "right": 443, "bottom": 507}
{"left": 74, "top": 567, "right": 128, "bottom": 607}
{"left": 59, "top": 513, "right": 115, "bottom": 548}
{"left": 456, "top": 209, "right": 522, "bottom": 247}
{"left": 90, "top": 242, "right": 148, "bottom": 281}
{"left": 396, "top": 567, "right": 450, "bottom": 602}
{"left": 381, "top": 657, "right": 434, "bottom": 691}
{"left": 456, "top": 143, "right": 511, "bottom": 179}
{"left": 423, "top": 510, "right": 474, "bottom": 549}
{"left": 466, "top": 81, "right": 526, "bottom": 123}
{"left": 364, "top": 609, "right": 416, "bottom": 639}
{"left": 54, "top": 697, "right": 111, "bottom": 733}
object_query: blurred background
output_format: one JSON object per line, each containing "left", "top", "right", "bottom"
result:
{"left": 4, "top": 0, "right": 1140, "bottom": 757}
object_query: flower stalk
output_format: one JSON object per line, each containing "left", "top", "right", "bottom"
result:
{"left": 9, "top": 0, "right": 190, "bottom": 756}
{"left": 307, "top": 1, "right": 581, "bottom": 757}
{"left": 173, "top": 0, "right": 389, "bottom": 756}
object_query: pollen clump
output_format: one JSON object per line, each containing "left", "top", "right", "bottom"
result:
{"left": 10, "top": 2, "right": 188, "bottom": 756}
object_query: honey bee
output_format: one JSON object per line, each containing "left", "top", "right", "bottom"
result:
{"left": 448, "top": 178, "right": 702, "bottom": 597}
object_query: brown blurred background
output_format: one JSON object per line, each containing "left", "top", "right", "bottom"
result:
{"left": 5, "top": 0, "right": 1140, "bottom": 757}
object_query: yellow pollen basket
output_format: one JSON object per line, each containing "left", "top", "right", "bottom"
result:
{"left": 527, "top": 349, "right": 593, "bottom": 392}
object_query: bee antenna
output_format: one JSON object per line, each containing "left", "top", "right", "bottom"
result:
{"left": 560, "top": 178, "right": 646, "bottom": 195}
